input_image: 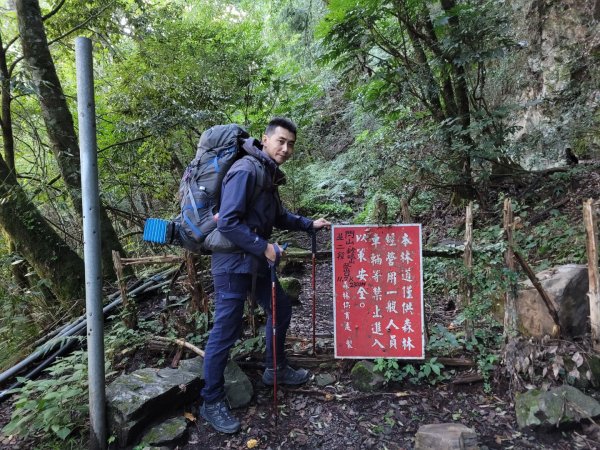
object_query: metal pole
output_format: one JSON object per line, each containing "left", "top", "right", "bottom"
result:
{"left": 75, "top": 36, "right": 106, "bottom": 450}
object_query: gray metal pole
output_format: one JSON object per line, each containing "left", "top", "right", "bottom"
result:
{"left": 75, "top": 36, "right": 106, "bottom": 450}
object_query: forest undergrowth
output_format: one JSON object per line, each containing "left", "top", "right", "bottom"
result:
{"left": 1, "top": 162, "right": 599, "bottom": 449}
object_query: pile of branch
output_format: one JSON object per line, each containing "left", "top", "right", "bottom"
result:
{"left": 0, "top": 267, "right": 179, "bottom": 402}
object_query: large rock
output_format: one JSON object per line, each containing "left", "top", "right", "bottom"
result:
{"left": 140, "top": 417, "right": 188, "bottom": 447}
{"left": 517, "top": 264, "right": 589, "bottom": 338}
{"left": 178, "top": 356, "right": 204, "bottom": 375}
{"left": 515, "top": 385, "right": 600, "bottom": 428}
{"left": 106, "top": 368, "right": 201, "bottom": 447}
{"left": 224, "top": 360, "right": 253, "bottom": 408}
{"left": 350, "top": 360, "right": 385, "bottom": 392}
{"left": 279, "top": 277, "right": 302, "bottom": 305}
{"left": 177, "top": 357, "right": 253, "bottom": 408}
{"left": 415, "top": 423, "right": 479, "bottom": 450}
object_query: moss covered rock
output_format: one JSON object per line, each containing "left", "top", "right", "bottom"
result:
{"left": 140, "top": 417, "right": 187, "bottom": 447}
{"left": 279, "top": 277, "right": 302, "bottom": 304}
{"left": 350, "top": 360, "right": 385, "bottom": 392}
{"left": 515, "top": 385, "right": 600, "bottom": 428}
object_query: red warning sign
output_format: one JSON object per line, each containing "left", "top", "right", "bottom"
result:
{"left": 332, "top": 225, "right": 424, "bottom": 359}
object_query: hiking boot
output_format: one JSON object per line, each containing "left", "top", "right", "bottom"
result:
{"left": 262, "top": 365, "right": 310, "bottom": 386}
{"left": 199, "top": 400, "right": 241, "bottom": 434}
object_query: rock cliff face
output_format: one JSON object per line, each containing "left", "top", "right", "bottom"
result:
{"left": 509, "top": 0, "right": 600, "bottom": 167}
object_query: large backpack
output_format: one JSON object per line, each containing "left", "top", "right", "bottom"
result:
{"left": 174, "top": 124, "right": 265, "bottom": 253}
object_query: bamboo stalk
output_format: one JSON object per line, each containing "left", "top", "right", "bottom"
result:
{"left": 119, "top": 255, "right": 183, "bottom": 265}
{"left": 583, "top": 199, "right": 600, "bottom": 351}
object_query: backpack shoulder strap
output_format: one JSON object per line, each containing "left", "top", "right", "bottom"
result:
{"left": 241, "top": 155, "right": 268, "bottom": 207}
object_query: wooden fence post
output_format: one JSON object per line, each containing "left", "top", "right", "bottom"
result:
{"left": 112, "top": 250, "right": 137, "bottom": 329}
{"left": 503, "top": 198, "right": 518, "bottom": 338}
{"left": 463, "top": 201, "right": 474, "bottom": 340}
{"left": 583, "top": 199, "right": 600, "bottom": 351}
{"left": 185, "top": 251, "right": 203, "bottom": 313}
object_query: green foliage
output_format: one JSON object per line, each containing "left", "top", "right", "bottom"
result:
{"left": 354, "top": 192, "right": 401, "bottom": 224}
{"left": 231, "top": 334, "right": 266, "bottom": 359}
{"left": 316, "top": 0, "right": 523, "bottom": 195}
{"left": 516, "top": 212, "right": 586, "bottom": 269}
{"left": 2, "top": 351, "right": 91, "bottom": 444}
{"left": 426, "top": 324, "right": 462, "bottom": 356}
{"left": 0, "top": 248, "right": 70, "bottom": 371}
{"left": 373, "top": 357, "right": 449, "bottom": 385}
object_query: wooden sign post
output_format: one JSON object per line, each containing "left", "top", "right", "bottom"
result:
{"left": 332, "top": 224, "right": 424, "bottom": 359}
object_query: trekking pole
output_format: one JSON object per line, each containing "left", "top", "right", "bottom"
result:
{"left": 270, "top": 258, "right": 278, "bottom": 426}
{"left": 310, "top": 229, "right": 318, "bottom": 355}
{"left": 270, "top": 243, "right": 287, "bottom": 427}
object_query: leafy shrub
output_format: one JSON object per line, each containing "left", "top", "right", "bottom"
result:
{"left": 354, "top": 191, "right": 401, "bottom": 224}
{"left": 3, "top": 351, "right": 90, "bottom": 444}
{"left": 373, "top": 357, "right": 449, "bottom": 385}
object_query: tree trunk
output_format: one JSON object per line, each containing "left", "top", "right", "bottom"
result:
{"left": 15, "top": 0, "right": 126, "bottom": 279}
{"left": 0, "top": 154, "right": 85, "bottom": 304}
{"left": 1, "top": 30, "right": 34, "bottom": 289}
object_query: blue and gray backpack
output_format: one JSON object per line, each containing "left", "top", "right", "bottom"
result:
{"left": 143, "top": 123, "right": 264, "bottom": 253}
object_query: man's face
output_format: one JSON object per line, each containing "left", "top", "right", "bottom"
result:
{"left": 262, "top": 126, "right": 295, "bottom": 166}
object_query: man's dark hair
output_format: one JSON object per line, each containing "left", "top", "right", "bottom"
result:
{"left": 265, "top": 117, "right": 297, "bottom": 137}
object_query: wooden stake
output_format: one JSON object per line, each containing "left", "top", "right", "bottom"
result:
{"left": 185, "top": 251, "right": 203, "bottom": 313}
{"left": 112, "top": 250, "right": 137, "bottom": 329}
{"left": 401, "top": 198, "right": 412, "bottom": 223}
{"left": 583, "top": 199, "right": 600, "bottom": 351}
{"left": 503, "top": 199, "right": 518, "bottom": 338}
{"left": 463, "top": 201, "right": 474, "bottom": 340}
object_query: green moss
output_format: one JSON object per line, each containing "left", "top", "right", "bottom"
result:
{"left": 350, "top": 360, "right": 383, "bottom": 392}
{"left": 141, "top": 417, "right": 187, "bottom": 446}
{"left": 279, "top": 277, "right": 302, "bottom": 300}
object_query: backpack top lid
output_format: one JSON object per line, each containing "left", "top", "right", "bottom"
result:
{"left": 195, "top": 124, "right": 250, "bottom": 159}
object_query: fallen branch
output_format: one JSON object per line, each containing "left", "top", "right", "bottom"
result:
{"left": 513, "top": 250, "right": 561, "bottom": 337}
{"left": 437, "top": 357, "right": 475, "bottom": 367}
{"left": 120, "top": 255, "right": 184, "bottom": 266}
{"left": 284, "top": 387, "right": 413, "bottom": 402}
{"left": 527, "top": 197, "right": 569, "bottom": 226}
{"left": 150, "top": 336, "right": 205, "bottom": 357}
{"left": 451, "top": 374, "right": 484, "bottom": 385}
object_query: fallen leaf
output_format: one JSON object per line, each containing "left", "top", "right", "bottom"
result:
{"left": 572, "top": 352, "right": 584, "bottom": 368}
{"left": 184, "top": 412, "right": 196, "bottom": 422}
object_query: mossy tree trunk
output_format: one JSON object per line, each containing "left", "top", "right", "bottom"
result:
{"left": 15, "top": 0, "right": 127, "bottom": 279}
{"left": 0, "top": 153, "right": 85, "bottom": 304}
{"left": 0, "top": 30, "right": 30, "bottom": 288}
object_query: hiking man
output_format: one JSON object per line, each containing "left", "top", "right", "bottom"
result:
{"left": 200, "top": 117, "right": 331, "bottom": 433}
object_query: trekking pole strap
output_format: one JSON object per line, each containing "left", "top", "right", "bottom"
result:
{"left": 268, "top": 242, "right": 288, "bottom": 270}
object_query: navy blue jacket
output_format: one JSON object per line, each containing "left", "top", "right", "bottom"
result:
{"left": 211, "top": 138, "right": 313, "bottom": 276}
